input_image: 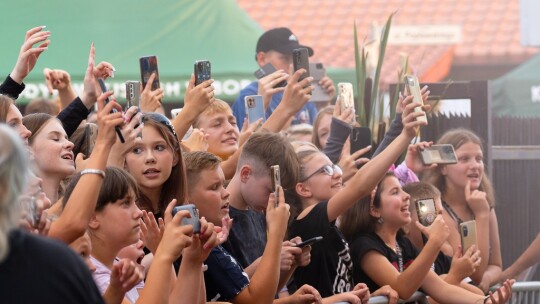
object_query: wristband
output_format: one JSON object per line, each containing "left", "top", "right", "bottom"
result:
{"left": 80, "top": 169, "right": 106, "bottom": 178}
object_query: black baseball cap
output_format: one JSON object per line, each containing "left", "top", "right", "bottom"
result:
{"left": 256, "top": 27, "right": 314, "bottom": 57}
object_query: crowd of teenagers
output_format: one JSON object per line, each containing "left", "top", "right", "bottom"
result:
{"left": 0, "top": 25, "right": 523, "bottom": 304}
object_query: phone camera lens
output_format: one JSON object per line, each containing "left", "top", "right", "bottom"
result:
{"left": 463, "top": 226, "right": 468, "bottom": 236}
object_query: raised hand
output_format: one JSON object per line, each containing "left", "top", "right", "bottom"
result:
{"left": 265, "top": 186, "right": 290, "bottom": 241}
{"left": 216, "top": 215, "right": 233, "bottom": 245}
{"left": 416, "top": 214, "right": 450, "bottom": 248}
{"left": 109, "top": 258, "right": 144, "bottom": 293}
{"left": 183, "top": 74, "right": 215, "bottom": 116}
{"left": 338, "top": 140, "right": 371, "bottom": 182}
{"left": 182, "top": 128, "right": 209, "bottom": 152}
{"left": 140, "top": 210, "right": 165, "bottom": 254}
{"left": 334, "top": 96, "right": 355, "bottom": 124}
{"left": 448, "top": 245, "right": 481, "bottom": 282}
{"left": 257, "top": 69, "right": 288, "bottom": 109}
{"left": 43, "top": 68, "right": 71, "bottom": 95}
{"left": 400, "top": 94, "right": 429, "bottom": 138}
{"left": 485, "top": 279, "right": 514, "bottom": 304}
{"left": 405, "top": 141, "right": 437, "bottom": 174}
{"left": 80, "top": 43, "right": 100, "bottom": 108}
{"left": 183, "top": 217, "right": 219, "bottom": 263}
{"left": 107, "top": 106, "right": 143, "bottom": 167}
{"left": 11, "top": 26, "right": 50, "bottom": 84}
{"left": 279, "top": 240, "right": 303, "bottom": 272}
{"left": 157, "top": 199, "right": 195, "bottom": 263}
{"left": 238, "top": 117, "right": 263, "bottom": 147}
{"left": 140, "top": 73, "right": 164, "bottom": 112}
{"left": 318, "top": 75, "right": 336, "bottom": 101}
{"left": 464, "top": 180, "right": 490, "bottom": 217}
{"left": 280, "top": 69, "right": 314, "bottom": 115}
{"left": 95, "top": 90, "right": 124, "bottom": 147}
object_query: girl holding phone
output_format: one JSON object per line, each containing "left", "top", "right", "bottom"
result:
{"left": 340, "top": 173, "right": 513, "bottom": 303}
{"left": 423, "top": 128, "right": 502, "bottom": 292}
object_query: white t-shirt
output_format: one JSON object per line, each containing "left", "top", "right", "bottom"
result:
{"left": 90, "top": 256, "right": 144, "bottom": 303}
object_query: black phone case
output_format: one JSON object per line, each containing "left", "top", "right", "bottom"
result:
{"left": 194, "top": 60, "right": 211, "bottom": 86}
{"left": 293, "top": 48, "right": 310, "bottom": 81}
{"left": 350, "top": 127, "right": 372, "bottom": 158}
{"left": 139, "top": 56, "right": 160, "bottom": 91}
{"left": 254, "top": 63, "right": 286, "bottom": 87}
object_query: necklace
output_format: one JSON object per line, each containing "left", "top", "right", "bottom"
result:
{"left": 442, "top": 200, "right": 473, "bottom": 228}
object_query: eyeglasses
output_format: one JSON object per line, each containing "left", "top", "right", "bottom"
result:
{"left": 141, "top": 113, "right": 178, "bottom": 139}
{"left": 301, "top": 164, "right": 342, "bottom": 182}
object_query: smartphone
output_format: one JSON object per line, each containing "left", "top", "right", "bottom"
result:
{"left": 245, "top": 95, "right": 266, "bottom": 124}
{"left": 338, "top": 82, "right": 355, "bottom": 115}
{"left": 415, "top": 198, "right": 437, "bottom": 226}
{"left": 270, "top": 165, "right": 281, "bottom": 207}
{"left": 254, "top": 63, "right": 287, "bottom": 88}
{"left": 294, "top": 236, "right": 323, "bottom": 248}
{"left": 194, "top": 60, "right": 211, "bottom": 86}
{"left": 309, "top": 63, "right": 330, "bottom": 102}
{"left": 97, "top": 78, "right": 125, "bottom": 143}
{"left": 172, "top": 204, "right": 201, "bottom": 234}
{"left": 460, "top": 220, "right": 477, "bottom": 254}
{"left": 293, "top": 48, "right": 310, "bottom": 81}
{"left": 420, "top": 144, "right": 458, "bottom": 165}
{"left": 171, "top": 108, "right": 182, "bottom": 118}
{"left": 404, "top": 75, "right": 427, "bottom": 123}
{"left": 350, "top": 127, "right": 372, "bottom": 159}
{"left": 125, "top": 81, "right": 141, "bottom": 108}
{"left": 139, "top": 56, "right": 160, "bottom": 91}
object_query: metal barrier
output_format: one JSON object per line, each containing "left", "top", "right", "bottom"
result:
{"left": 508, "top": 281, "right": 540, "bottom": 304}
{"left": 334, "top": 291, "right": 429, "bottom": 304}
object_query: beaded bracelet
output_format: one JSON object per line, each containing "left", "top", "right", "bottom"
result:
{"left": 80, "top": 169, "right": 106, "bottom": 178}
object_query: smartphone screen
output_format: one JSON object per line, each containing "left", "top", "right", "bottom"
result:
{"left": 293, "top": 48, "right": 310, "bottom": 81}
{"left": 139, "top": 56, "right": 160, "bottom": 91}
{"left": 415, "top": 198, "right": 437, "bottom": 226}
{"left": 194, "top": 60, "right": 211, "bottom": 86}
{"left": 245, "top": 95, "right": 266, "bottom": 124}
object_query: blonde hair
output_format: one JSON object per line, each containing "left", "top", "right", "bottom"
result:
{"left": 193, "top": 99, "right": 232, "bottom": 128}
{"left": 0, "top": 125, "right": 29, "bottom": 262}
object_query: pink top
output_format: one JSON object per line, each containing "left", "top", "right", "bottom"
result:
{"left": 90, "top": 256, "right": 144, "bottom": 304}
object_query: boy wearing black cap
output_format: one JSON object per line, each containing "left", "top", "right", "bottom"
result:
{"left": 231, "top": 27, "right": 335, "bottom": 127}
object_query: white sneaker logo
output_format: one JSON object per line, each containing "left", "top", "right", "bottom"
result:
{"left": 289, "top": 34, "right": 297, "bottom": 42}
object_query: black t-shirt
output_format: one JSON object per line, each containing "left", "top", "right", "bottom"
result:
{"left": 350, "top": 233, "right": 419, "bottom": 293}
{"left": 0, "top": 229, "right": 104, "bottom": 304}
{"left": 288, "top": 201, "right": 353, "bottom": 298}
{"left": 204, "top": 246, "right": 250, "bottom": 301}
{"left": 221, "top": 206, "right": 267, "bottom": 268}
{"left": 434, "top": 251, "right": 452, "bottom": 275}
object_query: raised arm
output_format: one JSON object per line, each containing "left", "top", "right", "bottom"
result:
{"left": 262, "top": 69, "right": 313, "bottom": 132}
{"left": 48, "top": 91, "right": 123, "bottom": 243}
{"left": 172, "top": 75, "right": 214, "bottom": 140}
{"left": 327, "top": 95, "right": 428, "bottom": 222}
{"left": 233, "top": 187, "right": 289, "bottom": 303}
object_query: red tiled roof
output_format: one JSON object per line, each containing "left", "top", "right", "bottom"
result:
{"left": 237, "top": 0, "right": 539, "bottom": 87}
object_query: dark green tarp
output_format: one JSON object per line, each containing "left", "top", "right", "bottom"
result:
{"left": 491, "top": 54, "right": 540, "bottom": 117}
{"left": 1, "top": 0, "right": 356, "bottom": 104}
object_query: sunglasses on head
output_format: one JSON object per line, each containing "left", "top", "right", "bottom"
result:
{"left": 301, "top": 164, "right": 342, "bottom": 182}
{"left": 141, "top": 113, "right": 178, "bottom": 139}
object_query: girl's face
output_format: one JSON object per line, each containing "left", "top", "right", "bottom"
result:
{"left": 69, "top": 233, "right": 95, "bottom": 273}
{"left": 299, "top": 152, "right": 343, "bottom": 201}
{"left": 376, "top": 176, "right": 412, "bottom": 227}
{"left": 125, "top": 125, "right": 176, "bottom": 192}
{"left": 197, "top": 112, "right": 239, "bottom": 159}
{"left": 316, "top": 113, "right": 332, "bottom": 149}
{"left": 95, "top": 189, "right": 143, "bottom": 247}
{"left": 189, "top": 167, "right": 230, "bottom": 226}
{"left": 441, "top": 142, "right": 484, "bottom": 191}
{"left": 30, "top": 119, "right": 75, "bottom": 178}
{"left": 6, "top": 104, "right": 32, "bottom": 144}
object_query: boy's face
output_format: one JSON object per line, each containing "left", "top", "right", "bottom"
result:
{"left": 260, "top": 50, "right": 293, "bottom": 74}
{"left": 196, "top": 112, "right": 239, "bottom": 159}
{"left": 240, "top": 166, "right": 273, "bottom": 212}
{"left": 189, "top": 167, "right": 230, "bottom": 226}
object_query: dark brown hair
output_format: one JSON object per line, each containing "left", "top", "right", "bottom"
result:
{"left": 24, "top": 98, "right": 60, "bottom": 116}
{"left": 22, "top": 113, "right": 56, "bottom": 145}
{"left": 134, "top": 117, "right": 187, "bottom": 213}
{"left": 63, "top": 167, "right": 139, "bottom": 212}
{"left": 340, "top": 172, "right": 396, "bottom": 242}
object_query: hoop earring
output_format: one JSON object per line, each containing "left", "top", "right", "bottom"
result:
{"left": 377, "top": 217, "right": 384, "bottom": 224}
